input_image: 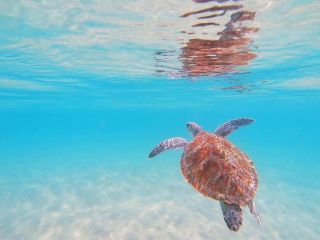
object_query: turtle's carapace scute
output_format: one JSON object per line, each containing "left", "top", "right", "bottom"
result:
{"left": 181, "top": 131, "right": 258, "bottom": 206}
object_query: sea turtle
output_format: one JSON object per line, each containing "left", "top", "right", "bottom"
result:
{"left": 148, "top": 118, "right": 262, "bottom": 231}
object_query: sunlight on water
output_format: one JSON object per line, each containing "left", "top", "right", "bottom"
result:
{"left": 0, "top": 0, "right": 319, "bottom": 106}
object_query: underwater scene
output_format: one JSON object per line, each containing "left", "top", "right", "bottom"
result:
{"left": 0, "top": 0, "right": 319, "bottom": 239}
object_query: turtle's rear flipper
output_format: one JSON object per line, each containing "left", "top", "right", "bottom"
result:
{"left": 148, "top": 137, "right": 188, "bottom": 158}
{"left": 220, "top": 201, "right": 243, "bottom": 231}
{"left": 248, "top": 200, "right": 263, "bottom": 228}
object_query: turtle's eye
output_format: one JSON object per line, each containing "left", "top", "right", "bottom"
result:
{"left": 186, "top": 122, "right": 194, "bottom": 128}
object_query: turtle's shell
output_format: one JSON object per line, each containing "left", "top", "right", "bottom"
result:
{"left": 181, "top": 131, "right": 258, "bottom": 206}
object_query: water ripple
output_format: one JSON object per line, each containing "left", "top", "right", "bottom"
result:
{"left": 0, "top": 0, "right": 319, "bottom": 106}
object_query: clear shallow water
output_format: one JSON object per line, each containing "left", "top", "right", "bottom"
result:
{"left": 0, "top": 0, "right": 319, "bottom": 239}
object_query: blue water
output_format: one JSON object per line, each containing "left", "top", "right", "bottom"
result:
{"left": 0, "top": 0, "right": 320, "bottom": 239}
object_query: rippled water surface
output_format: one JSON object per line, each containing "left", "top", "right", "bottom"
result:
{"left": 0, "top": 0, "right": 319, "bottom": 239}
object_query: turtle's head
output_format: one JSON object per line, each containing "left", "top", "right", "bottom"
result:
{"left": 186, "top": 122, "right": 203, "bottom": 138}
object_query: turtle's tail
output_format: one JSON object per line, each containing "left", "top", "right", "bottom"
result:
{"left": 248, "top": 200, "right": 263, "bottom": 228}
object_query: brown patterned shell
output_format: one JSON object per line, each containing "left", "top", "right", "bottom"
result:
{"left": 181, "top": 131, "right": 258, "bottom": 206}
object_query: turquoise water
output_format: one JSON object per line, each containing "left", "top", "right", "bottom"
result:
{"left": 0, "top": 0, "right": 319, "bottom": 239}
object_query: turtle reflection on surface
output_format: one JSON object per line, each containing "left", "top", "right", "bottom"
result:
{"left": 180, "top": 2, "right": 258, "bottom": 76}
{"left": 155, "top": 0, "right": 259, "bottom": 78}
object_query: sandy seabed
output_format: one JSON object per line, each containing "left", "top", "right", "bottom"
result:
{"left": 0, "top": 165, "right": 319, "bottom": 240}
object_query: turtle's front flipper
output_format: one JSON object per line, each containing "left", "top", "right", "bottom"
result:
{"left": 214, "top": 118, "right": 254, "bottom": 137}
{"left": 248, "top": 200, "right": 263, "bottom": 228}
{"left": 220, "top": 201, "right": 243, "bottom": 231}
{"left": 186, "top": 122, "right": 203, "bottom": 137}
{"left": 149, "top": 137, "right": 188, "bottom": 158}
